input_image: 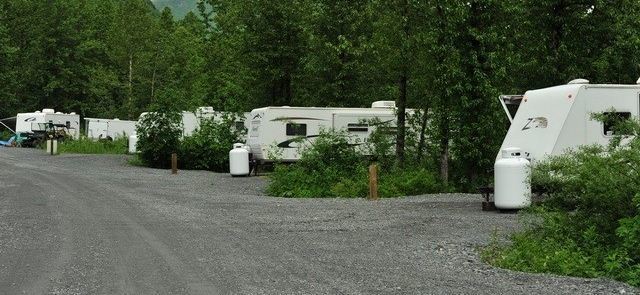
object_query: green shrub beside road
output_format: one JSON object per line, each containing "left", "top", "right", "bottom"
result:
{"left": 484, "top": 119, "right": 640, "bottom": 287}
{"left": 58, "top": 137, "right": 128, "bottom": 154}
{"left": 267, "top": 129, "right": 443, "bottom": 198}
{"left": 134, "top": 109, "right": 246, "bottom": 171}
{"left": 180, "top": 114, "right": 245, "bottom": 172}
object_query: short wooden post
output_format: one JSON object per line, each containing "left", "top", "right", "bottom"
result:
{"left": 369, "top": 163, "right": 378, "bottom": 200}
{"left": 171, "top": 153, "right": 178, "bottom": 174}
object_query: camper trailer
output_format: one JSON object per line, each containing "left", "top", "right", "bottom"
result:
{"left": 15, "top": 109, "right": 80, "bottom": 139}
{"left": 247, "top": 101, "right": 411, "bottom": 163}
{"left": 85, "top": 118, "right": 136, "bottom": 139}
{"left": 497, "top": 79, "right": 640, "bottom": 163}
{"left": 137, "top": 107, "right": 250, "bottom": 137}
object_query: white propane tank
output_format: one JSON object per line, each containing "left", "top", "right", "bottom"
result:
{"left": 494, "top": 147, "right": 531, "bottom": 210}
{"left": 229, "top": 143, "right": 250, "bottom": 177}
{"left": 128, "top": 134, "right": 138, "bottom": 154}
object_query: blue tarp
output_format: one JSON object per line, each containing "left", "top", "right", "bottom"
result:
{"left": 0, "top": 136, "right": 15, "bottom": 147}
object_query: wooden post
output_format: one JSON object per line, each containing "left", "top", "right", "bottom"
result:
{"left": 369, "top": 163, "right": 379, "bottom": 200}
{"left": 171, "top": 153, "right": 178, "bottom": 174}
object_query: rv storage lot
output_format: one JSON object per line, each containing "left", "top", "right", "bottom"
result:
{"left": 0, "top": 149, "right": 636, "bottom": 294}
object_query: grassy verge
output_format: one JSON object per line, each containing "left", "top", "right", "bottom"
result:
{"left": 58, "top": 137, "right": 128, "bottom": 154}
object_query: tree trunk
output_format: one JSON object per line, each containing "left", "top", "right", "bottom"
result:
{"left": 396, "top": 0, "right": 410, "bottom": 167}
{"left": 151, "top": 67, "right": 156, "bottom": 102}
{"left": 440, "top": 136, "right": 449, "bottom": 186}
{"left": 396, "top": 73, "right": 407, "bottom": 166}
{"left": 417, "top": 106, "right": 429, "bottom": 161}
{"left": 439, "top": 126, "right": 449, "bottom": 184}
{"left": 128, "top": 54, "right": 133, "bottom": 119}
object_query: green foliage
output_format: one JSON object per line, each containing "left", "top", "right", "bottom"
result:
{"left": 135, "top": 109, "right": 182, "bottom": 168}
{"left": 267, "top": 129, "right": 364, "bottom": 198}
{"left": 267, "top": 129, "right": 442, "bottom": 198}
{"left": 486, "top": 119, "right": 640, "bottom": 286}
{"left": 57, "top": 137, "right": 128, "bottom": 154}
{"left": 2, "top": 0, "right": 640, "bottom": 190}
{"left": 180, "top": 113, "right": 245, "bottom": 172}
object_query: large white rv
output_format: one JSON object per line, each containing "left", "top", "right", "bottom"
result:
{"left": 16, "top": 109, "right": 80, "bottom": 139}
{"left": 138, "top": 107, "right": 250, "bottom": 137}
{"left": 497, "top": 79, "right": 640, "bottom": 163}
{"left": 247, "top": 101, "right": 411, "bottom": 163}
{"left": 85, "top": 118, "right": 137, "bottom": 139}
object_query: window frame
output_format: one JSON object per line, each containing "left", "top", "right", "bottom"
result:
{"left": 285, "top": 123, "right": 307, "bottom": 136}
{"left": 602, "top": 111, "right": 631, "bottom": 137}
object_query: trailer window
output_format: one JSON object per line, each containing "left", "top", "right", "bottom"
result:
{"left": 234, "top": 121, "right": 245, "bottom": 131}
{"left": 603, "top": 112, "right": 631, "bottom": 136}
{"left": 286, "top": 123, "right": 307, "bottom": 136}
{"left": 347, "top": 123, "right": 368, "bottom": 132}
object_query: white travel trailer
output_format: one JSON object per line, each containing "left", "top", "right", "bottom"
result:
{"left": 137, "top": 107, "right": 250, "bottom": 137}
{"left": 16, "top": 109, "right": 80, "bottom": 139}
{"left": 85, "top": 118, "right": 137, "bottom": 139}
{"left": 183, "top": 107, "right": 250, "bottom": 136}
{"left": 247, "top": 101, "right": 411, "bottom": 163}
{"left": 497, "top": 79, "right": 640, "bottom": 163}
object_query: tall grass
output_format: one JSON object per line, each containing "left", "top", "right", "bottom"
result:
{"left": 58, "top": 137, "right": 128, "bottom": 154}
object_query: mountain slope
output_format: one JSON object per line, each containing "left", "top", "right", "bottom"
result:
{"left": 152, "top": 0, "right": 198, "bottom": 18}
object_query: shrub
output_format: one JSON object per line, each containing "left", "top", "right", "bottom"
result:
{"left": 58, "top": 137, "right": 128, "bottom": 154}
{"left": 486, "top": 119, "right": 640, "bottom": 287}
{"left": 267, "top": 129, "right": 443, "bottom": 198}
{"left": 180, "top": 113, "right": 245, "bottom": 172}
{"left": 267, "top": 129, "right": 365, "bottom": 198}
{"left": 136, "top": 110, "right": 182, "bottom": 169}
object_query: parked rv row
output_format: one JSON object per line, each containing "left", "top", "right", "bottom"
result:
{"left": 2, "top": 79, "right": 638, "bottom": 211}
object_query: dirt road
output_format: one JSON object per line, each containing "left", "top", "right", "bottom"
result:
{"left": 0, "top": 148, "right": 635, "bottom": 294}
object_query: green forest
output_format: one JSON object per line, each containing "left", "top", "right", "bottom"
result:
{"left": 2, "top": 0, "right": 640, "bottom": 184}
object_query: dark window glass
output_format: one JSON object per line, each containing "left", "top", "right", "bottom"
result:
{"left": 603, "top": 112, "right": 631, "bottom": 136}
{"left": 286, "top": 123, "right": 307, "bottom": 136}
{"left": 235, "top": 121, "right": 245, "bottom": 131}
{"left": 347, "top": 123, "right": 368, "bottom": 132}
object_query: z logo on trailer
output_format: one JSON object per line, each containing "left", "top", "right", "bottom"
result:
{"left": 522, "top": 117, "right": 548, "bottom": 131}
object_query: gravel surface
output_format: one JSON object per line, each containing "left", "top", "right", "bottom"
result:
{"left": 0, "top": 148, "right": 637, "bottom": 294}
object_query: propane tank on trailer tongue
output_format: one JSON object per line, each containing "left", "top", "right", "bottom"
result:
{"left": 494, "top": 147, "right": 531, "bottom": 210}
{"left": 229, "top": 143, "right": 250, "bottom": 177}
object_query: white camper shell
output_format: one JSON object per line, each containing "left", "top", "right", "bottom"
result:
{"left": 247, "top": 101, "right": 412, "bottom": 163}
{"left": 138, "top": 107, "right": 250, "bottom": 138}
{"left": 498, "top": 80, "right": 640, "bottom": 163}
{"left": 15, "top": 109, "right": 80, "bottom": 139}
{"left": 85, "top": 118, "right": 137, "bottom": 140}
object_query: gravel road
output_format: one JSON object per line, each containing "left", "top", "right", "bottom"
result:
{"left": 0, "top": 148, "right": 636, "bottom": 294}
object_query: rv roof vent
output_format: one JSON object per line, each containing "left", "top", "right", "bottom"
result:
{"left": 371, "top": 101, "right": 396, "bottom": 108}
{"left": 35, "top": 111, "right": 41, "bottom": 113}
{"left": 55, "top": 112, "right": 63, "bottom": 114}
{"left": 42, "top": 108, "right": 55, "bottom": 114}
{"left": 69, "top": 112, "right": 76, "bottom": 115}
{"left": 567, "top": 78, "right": 589, "bottom": 85}
{"left": 113, "top": 118, "right": 120, "bottom": 121}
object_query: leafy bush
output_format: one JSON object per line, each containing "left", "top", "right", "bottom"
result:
{"left": 267, "top": 129, "right": 443, "bottom": 198}
{"left": 180, "top": 113, "right": 246, "bottom": 172}
{"left": 135, "top": 110, "right": 182, "bottom": 169}
{"left": 485, "top": 119, "right": 640, "bottom": 287}
{"left": 58, "top": 137, "right": 128, "bottom": 154}
{"left": 267, "top": 129, "right": 365, "bottom": 198}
